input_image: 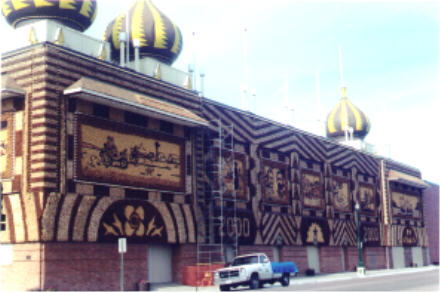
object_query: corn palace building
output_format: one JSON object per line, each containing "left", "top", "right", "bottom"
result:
{"left": 0, "top": 0, "right": 432, "bottom": 290}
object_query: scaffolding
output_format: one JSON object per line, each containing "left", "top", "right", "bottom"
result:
{"left": 195, "top": 119, "right": 238, "bottom": 286}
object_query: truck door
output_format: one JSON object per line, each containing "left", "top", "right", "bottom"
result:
{"left": 259, "top": 255, "right": 272, "bottom": 280}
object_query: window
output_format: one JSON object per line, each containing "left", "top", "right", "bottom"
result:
{"left": 92, "top": 103, "right": 109, "bottom": 118}
{"left": 125, "top": 111, "right": 148, "bottom": 127}
{"left": 68, "top": 98, "right": 76, "bottom": 112}
{"left": 278, "top": 153, "right": 285, "bottom": 162}
{"left": 262, "top": 150, "right": 270, "bottom": 159}
{"left": 232, "top": 256, "right": 258, "bottom": 266}
{"left": 160, "top": 121, "right": 173, "bottom": 134}
{"left": 68, "top": 135, "right": 74, "bottom": 160}
{"left": 93, "top": 185, "right": 109, "bottom": 196}
{"left": 126, "top": 189, "right": 148, "bottom": 199}
{"left": 186, "top": 155, "right": 191, "bottom": 175}
{"left": 260, "top": 255, "right": 268, "bottom": 263}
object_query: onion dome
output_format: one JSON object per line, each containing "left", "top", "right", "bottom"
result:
{"left": 326, "top": 87, "right": 371, "bottom": 140}
{"left": 1, "top": 0, "right": 97, "bottom": 32}
{"left": 103, "top": 0, "right": 183, "bottom": 65}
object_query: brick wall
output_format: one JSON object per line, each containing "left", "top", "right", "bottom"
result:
{"left": 364, "top": 247, "right": 386, "bottom": 270}
{"left": 1, "top": 242, "right": 149, "bottom": 291}
{"left": 172, "top": 244, "right": 197, "bottom": 283}
{"left": 43, "top": 242, "right": 148, "bottom": 291}
{"left": 280, "top": 246, "right": 308, "bottom": 274}
{"left": 319, "top": 247, "right": 343, "bottom": 273}
{"left": 238, "top": 245, "right": 274, "bottom": 260}
{"left": 423, "top": 183, "right": 439, "bottom": 264}
{"left": 343, "top": 247, "right": 359, "bottom": 272}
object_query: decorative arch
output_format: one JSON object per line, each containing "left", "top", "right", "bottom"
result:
{"left": 97, "top": 200, "right": 168, "bottom": 243}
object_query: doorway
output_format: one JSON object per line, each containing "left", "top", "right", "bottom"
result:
{"left": 148, "top": 245, "right": 173, "bottom": 283}
{"left": 307, "top": 246, "right": 320, "bottom": 273}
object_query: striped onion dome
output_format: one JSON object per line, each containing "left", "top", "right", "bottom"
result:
{"left": 104, "top": 0, "right": 183, "bottom": 65}
{"left": 1, "top": 0, "right": 97, "bottom": 32}
{"left": 326, "top": 87, "right": 371, "bottom": 140}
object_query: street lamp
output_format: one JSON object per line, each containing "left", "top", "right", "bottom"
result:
{"left": 355, "top": 202, "right": 365, "bottom": 275}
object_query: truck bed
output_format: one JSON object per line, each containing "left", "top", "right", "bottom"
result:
{"left": 271, "top": 262, "right": 299, "bottom": 274}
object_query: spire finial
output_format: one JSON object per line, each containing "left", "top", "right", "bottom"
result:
{"left": 338, "top": 45, "right": 348, "bottom": 99}
{"left": 338, "top": 45, "right": 345, "bottom": 87}
{"left": 341, "top": 87, "right": 347, "bottom": 98}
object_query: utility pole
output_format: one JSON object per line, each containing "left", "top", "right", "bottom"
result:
{"left": 355, "top": 202, "right": 365, "bottom": 275}
{"left": 118, "top": 238, "right": 127, "bottom": 291}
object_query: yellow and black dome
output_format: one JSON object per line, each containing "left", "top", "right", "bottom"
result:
{"left": 103, "top": 0, "right": 182, "bottom": 65}
{"left": 1, "top": 0, "right": 97, "bottom": 32}
{"left": 326, "top": 87, "right": 371, "bottom": 140}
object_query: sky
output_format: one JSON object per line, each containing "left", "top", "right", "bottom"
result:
{"left": 1, "top": 0, "right": 439, "bottom": 183}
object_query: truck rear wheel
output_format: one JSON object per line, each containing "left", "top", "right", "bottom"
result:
{"left": 281, "top": 273, "right": 290, "bottom": 286}
{"left": 219, "top": 284, "right": 230, "bottom": 291}
{"left": 249, "top": 274, "right": 260, "bottom": 290}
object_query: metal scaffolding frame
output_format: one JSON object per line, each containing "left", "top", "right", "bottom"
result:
{"left": 195, "top": 119, "right": 238, "bottom": 286}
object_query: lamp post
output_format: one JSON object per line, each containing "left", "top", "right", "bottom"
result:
{"left": 355, "top": 202, "right": 365, "bottom": 275}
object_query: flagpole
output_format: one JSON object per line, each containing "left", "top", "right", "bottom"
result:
{"left": 126, "top": 7, "right": 130, "bottom": 64}
{"left": 338, "top": 45, "right": 345, "bottom": 88}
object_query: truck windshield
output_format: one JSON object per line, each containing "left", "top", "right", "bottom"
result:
{"left": 232, "top": 256, "right": 259, "bottom": 266}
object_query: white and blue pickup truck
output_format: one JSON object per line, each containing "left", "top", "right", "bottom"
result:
{"left": 213, "top": 253, "right": 298, "bottom": 291}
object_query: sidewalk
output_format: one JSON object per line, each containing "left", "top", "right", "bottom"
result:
{"left": 151, "top": 265, "right": 439, "bottom": 291}
{"left": 290, "top": 265, "right": 438, "bottom": 286}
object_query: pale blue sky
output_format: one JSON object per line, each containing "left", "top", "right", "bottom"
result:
{"left": 1, "top": 0, "right": 439, "bottom": 183}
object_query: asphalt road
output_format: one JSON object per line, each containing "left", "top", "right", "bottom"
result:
{"left": 258, "top": 269, "right": 439, "bottom": 291}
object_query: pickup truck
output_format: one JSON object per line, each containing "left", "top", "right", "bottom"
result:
{"left": 213, "top": 253, "right": 298, "bottom": 291}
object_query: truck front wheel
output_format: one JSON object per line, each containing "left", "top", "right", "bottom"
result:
{"left": 219, "top": 284, "right": 230, "bottom": 291}
{"left": 281, "top": 273, "right": 290, "bottom": 286}
{"left": 249, "top": 274, "right": 260, "bottom": 290}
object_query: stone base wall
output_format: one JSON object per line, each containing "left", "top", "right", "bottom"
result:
{"left": 238, "top": 245, "right": 274, "bottom": 260}
{"left": 343, "top": 247, "right": 359, "bottom": 272}
{"left": 172, "top": 244, "right": 197, "bottom": 283}
{"left": 319, "top": 247, "right": 343, "bottom": 273}
{"left": 281, "top": 246, "right": 308, "bottom": 274}
{"left": 364, "top": 247, "right": 386, "bottom": 270}
{"left": 1, "top": 243, "right": 42, "bottom": 291}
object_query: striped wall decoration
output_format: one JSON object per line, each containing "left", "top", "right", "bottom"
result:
{"left": 331, "top": 219, "right": 357, "bottom": 246}
{"left": 260, "top": 213, "right": 298, "bottom": 246}
{"left": 37, "top": 192, "right": 196, "bottom": 244}
{"left": 201, "top": 102, "right": 379, "bottom": 177}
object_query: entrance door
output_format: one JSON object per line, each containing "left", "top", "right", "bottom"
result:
{"left": 404, "top": 247, "right": 412, "bottom": 267}
{"left": 411, "top": 247, "right": 423, "bottom": 267}
{"left": 392, "top": 247, "right": 404, "bottom": 268}
{"left": 273, "top": 246, "right": 280, "bottom": 262}
{"left": 148, "top": 245, "right": 173, "bottom": 283}
{"left": 307, "top": 246, "right": 320, "bottom": 273}
{"left": 225, "top": 246, "right": 236, "bottom": 264}
{"left": 342, "top": 247, "right": 349, "bottom": 271}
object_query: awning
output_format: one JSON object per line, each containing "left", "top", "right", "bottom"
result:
{"left": 63, "top": 77, "right": 208, "bottom": 127}
{"left": 388, "top": 170, "right": 430, "bottom": 189}
{"left": 1, "top": 74, "right": 25, "bottom": 100}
